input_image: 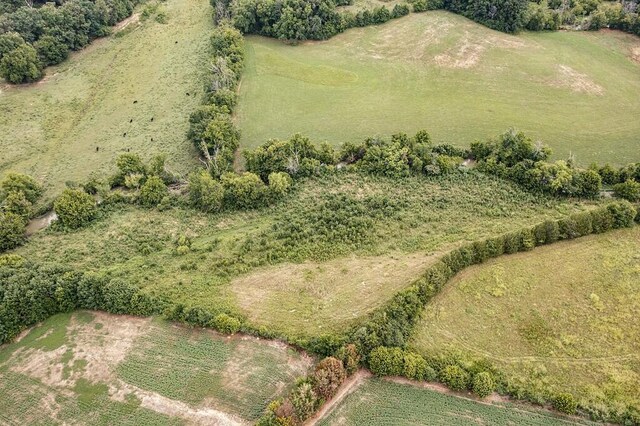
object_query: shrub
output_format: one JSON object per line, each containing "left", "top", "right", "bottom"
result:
{"left": 403, "top": 351, "right": 432, "bottom": 381}
{"left": 336, "top": 344, "right": 360, "bottom": 375}
{"left": 290, "top": 382, "right": 318, "bottom": 422}
{"left": 139, "top": 175, "right": 168, "bottom": 207}
{"left": 187, "top": 171, "right": 224, "bottom": 212}
{"left": 607, "top": 201, "right": 636, "bottom": 229}
{"left": 221, "top": 172, "right": 267, "bottom": 209}
{"left": 312, "top": 357, "right": 346, "bottom": 399}
{"left": 613, "top": 180, "right": 640, "bottom": 202}
{"left": 33, "top": 35, "right": 69, "bottom": 66}
{"left": 112, "top": 153, "right": 147, "bottom": 187}
{"left": 0, "top": 172, "right": 42, "bottom": 203}
{"left": 472, "top": 372, "right": 495, "bottom": 398}
{"left": 0, "top": 212, "right": 25, "bottom": 252}
{"left": 1, "top": 191, "right": 31, "bottom": 221}
{"left": 212, "top": 313, "right": 241, "bottom": 334}
{"left": 0, "top": 43, "right": 43, "bottom": 84}
{"left": 368, "top": 346, "right": 404, "bottom": 376}
{"left": 553, "top": 392, "right": 577, "bottom": 414}
{"left": 439, "top": 365, "right": 470, "bottom": 391}
{"left": 268, "top": 172, "right": 293, "bottom": 198}
{"left": 53, "top": 189, "right": 97, "bottom": 229}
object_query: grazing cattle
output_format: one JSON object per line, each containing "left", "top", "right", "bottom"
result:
{"left": 96, "top": 147, "right": 99, "bottom": 152}
{"left": 123, "top": 133, "right": 127, "bottom": 137}
{"left": 129, "top": 119, "right": 133, "bottom": 123}
{"left": 186, "top": 92, "right": 190, "bottom": 96}
{"left": 151, "top": 117, "right": 154, "bottom": 122}
{"left": 133, "top": 100, "right": 138, "bottom": 104}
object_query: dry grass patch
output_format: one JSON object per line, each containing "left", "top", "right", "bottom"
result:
{"left": 231, "top": 251, "right": 440, "bottom": 337}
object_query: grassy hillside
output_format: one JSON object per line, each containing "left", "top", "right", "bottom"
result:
{"left": 410, "top": 227, "right": 640, "bottom": 414}
{"left": 236, "top": 12, "right": 640, "bottom": 165}
{"left": 14, "top": 172, "right": 597, "bottom": 338}
{"left": 318, "top": 378, "right": 595, "bottom": 425}
{"left": 0, "top": 311, "right": 311, "bottom": 424}
{"left": 0, "top": 0, "right": 209, "bottom": 202}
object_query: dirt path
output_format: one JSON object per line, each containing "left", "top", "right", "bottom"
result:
{"left": 304, "top": 370, "right": 372, "bottom": 426}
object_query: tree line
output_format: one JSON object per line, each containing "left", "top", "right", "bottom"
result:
{"left": 0, "top": 0, "right": 142, "bottom": 83}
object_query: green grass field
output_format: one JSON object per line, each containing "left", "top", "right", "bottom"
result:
{"left": 319, "top": 378, "right": 594, "bottom": 425}
{"left": 0, "top": 0, "right": 209, "bottom": 202}
{"left": 236, "top": 12, "right": 640, "bottom": 165}
{"left": 14, "top": 172, "right": 598, "bottom": 338}
{"left": 0, "top": 311, "right": 311, "bottom": 424}
{"left": 410, "top": 226, "right": 640, "bottom": 413}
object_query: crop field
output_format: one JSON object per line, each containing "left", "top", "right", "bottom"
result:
{"left": 410, "top": 226, "right": 640, "bottom": 413}
{"left": 318, "top": 378, "right": 594, "bottom": 425}
{"left": 236, "top": 11, "right": 640, "bottom": 165}
{"left": 14, "top": 172, "right": 598, "bottom": 338}
{"left": 0, "top": 311, "right": 311, "bottom": 424}
{"left": 0, "top": 0, "right": 208, "bottom": 202}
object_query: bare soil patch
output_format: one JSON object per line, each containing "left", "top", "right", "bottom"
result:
{"left": 552, "top": 64, "right": 604, "bottom": 95}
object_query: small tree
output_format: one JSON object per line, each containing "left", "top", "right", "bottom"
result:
{"left": 139, "top": 175, "right": 168, "bottom": 207}
{"left": 187, "top": 170, "right": 224, "bottom": 212}
{"left": 439, "top": 365, "right": 470, "bottom": 391}
{"left": 312, "top": 357, "right": 346, "bottom": 400}
{"left": 336, "top": 344, "right": 360, "bottom": 375}
{"left": 290, "top": 382, "right": 318, "bottom": 422}
{"left": 54, "top": 189, "right": 97, "bottom": 229}
{"left": 613, "top": 180, "right": 640, "bottom": 202}
{"left": 268, "top": 171, "right": 292, "bottom": 198}
{"left": 0, "top": 212, "right": 25, "bottom": 252}
{"left": 472, "top": 372, "right": 495, "bottom": 398}
{"left": 1, "top": 191, "right": 31, "bottom": 221}
{"left": 0, "top": 44, "right": 43, "bottom": 84}
{"left": 0, "top": 172, "right": 42, "bottom": 203}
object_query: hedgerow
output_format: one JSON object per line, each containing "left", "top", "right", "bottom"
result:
{"left": 339, "top": 201, "right": 637, "bottom": 423}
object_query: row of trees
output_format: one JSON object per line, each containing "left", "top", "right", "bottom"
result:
{"left": 342, "top": 201, "right": 638, "bottom": 423}
{"left": 525, "top": 0, "right": 640, "bottom": 35}
{"left": 187, "top": 23, "right": 243, "bottom": 177}
{"left": 229, "top": 0, "right": 412, "bottom": 41}
{"left": 471, "top": 129, "right": 602, "bottom": 198}
{"left": 0, "top": 0, "right": 141, "bottom": 83}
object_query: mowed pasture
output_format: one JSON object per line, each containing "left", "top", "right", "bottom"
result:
{"left": 318, "top": 378, "right": 594, "bottom": 425}
{"left": 14, "top": 172, "right": 599, "bottom": 338}
{"left": 0, "top": 0, "right": 208, "bottom": 202}
{"left": 236, "top": 11, "right": 640, "bottom": 165}
{"left": 0, "top": 311, "right": 312, "bottom": 424}
{"left": 410, "top": 227, "right": 640, "bottom": 414}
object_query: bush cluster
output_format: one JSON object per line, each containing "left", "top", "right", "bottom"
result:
{"left": 0, "top": 0, "right": 142, "bottom": 83}
{"left": 441, "top": 0, "right": 529, "bottom": 32}
{"left": 472, "top": 129, "right": 602, "bottom": 198}
{"left": 0, "top": 172, "right": 42, "bottom": 252}
{"left": 258, "top": 352, "right": 354, "bottom": 425}
{"left": 524, "top": 0, "right": 640, "bottom": 37}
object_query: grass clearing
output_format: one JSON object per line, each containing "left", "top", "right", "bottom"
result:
{"left": 318, "top": 378, "right": 594, "bottom": 425}
{"left": 0, "top": 0, "right": 209, "bottom": 202}
{"left": 230, "top": 251, "right": 440, "bottom": 336}
{"left": 236, "top": 12, "right": 640, "bottom": 165}
{"left": 13, "top": 172, "right": 598, "bottom": 338}
{"left": 0, "top": 311, "right": 312, "bottom": 424}
{"left": 410, "top": 227, "right": 640, "bottom": 413}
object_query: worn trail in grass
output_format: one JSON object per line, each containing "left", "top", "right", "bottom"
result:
{"left": 0, "top": 0, "right": 208, "bottom": 202}
{"left": 237, "top": 12, "right": 640, "bottom": 165}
